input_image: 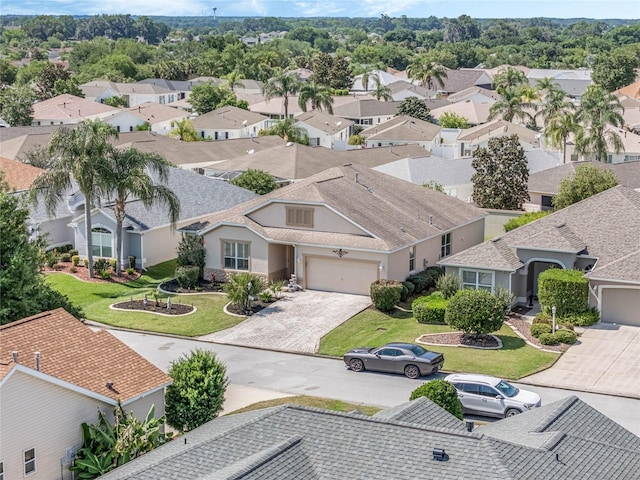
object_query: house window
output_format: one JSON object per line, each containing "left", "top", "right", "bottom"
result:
{"left": 462, "top": 270, "right": 494, "bottom": 292}
{"left": 0, "top": 460, "right": 4, "bottom": 480}
{"left": 91, "top": 227, "right": 113, "bottom": 258}
{"left": 286, "top": 207, "right": 314, "bottom": 228}
{"left": 541, "top": 195, "right": 554, "bottom": 211}
{"left": 24, "top": 448, "right": 36, "bottom": 476}
{"left": 223, "top": 241, "right": 249, "bottom": 270}
{"left": 409, "top": 245, "right": 416, "bottom": 271}
{"left": 441, "top": 233, "right": 451, "bottom": 258}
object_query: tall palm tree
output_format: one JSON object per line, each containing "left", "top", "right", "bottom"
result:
{"left": 407, "top": 57, "right": 448, "bottom": 93}
{"left": 169, "top": 119, "right": 199, "bottom": 142}
{"left": 537, "top": 88, "right": 574, "bottom": 127}
{"left": 492, "top": 66, "right": 528, "bottom": 90}
{"left": 259, "top": 118, "right": 309, "bottom": 145}
{"left": 223, "top": 70, "right": 245, "bottom": 92}
{"left": 31, "top": 120, "right": 118, "bottom": 278}
{"left": 298, "top": 82, "right": 334, "bottom": 114}
{"left": 101, "top": 148, "right": 180, "bottom": 276}
{"left": 261, "top": 69, "right": 302, "bottom": 118}
{"left": 545, "top": 111, "right": 580, "bottom": 163}
{"left": 360, "top": 71, "right": 377, "bottom": 93}
{"left": 371, "top": 75, "right": 392, "bottom": 102}
{"left": 488, "top": 85, "right": 532, "bottom": 124}
{"left": 575, "top": 85, "right": 625, "bottom": 162}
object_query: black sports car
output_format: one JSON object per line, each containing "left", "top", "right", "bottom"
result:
{"left": 343, "top": 342, "right": 444, "bottom": 379}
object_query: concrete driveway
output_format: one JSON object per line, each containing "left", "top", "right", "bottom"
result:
{"left": 521, "top": 323, "right": 640, "bottom": 398}
{"left": 199, "top": 290, "right": 371, "bottom": 354}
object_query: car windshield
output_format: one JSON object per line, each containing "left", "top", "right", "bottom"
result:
{"left": 495, "top": 380, "right": 519, "bottom": 398}
{"left": 409, "top": 345, "right": 428, "bottom": 356}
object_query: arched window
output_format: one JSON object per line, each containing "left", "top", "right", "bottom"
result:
{"left": 92, "top": 227, "right": 113, "bottom": 258}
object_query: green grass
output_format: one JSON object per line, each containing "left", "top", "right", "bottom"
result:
{"left": 319, "top": 307, "right": 559, "bottom": 380}
{"left": 228, "top": 395, "right": 381, "bottom": 416}
{"left": 46, "top": 260, "right": 243, "bottom": 337}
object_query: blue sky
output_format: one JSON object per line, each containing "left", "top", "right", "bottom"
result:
{"left": 2, "top": 0, "right": 639, "bottom": 19}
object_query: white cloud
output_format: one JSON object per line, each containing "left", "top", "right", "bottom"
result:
{"left": 294, "top": 2, "right": 348, "bottom": 16}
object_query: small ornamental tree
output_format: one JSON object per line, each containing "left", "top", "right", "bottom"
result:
{"left": 396, "top": 96, "right": 432, "bottom": 121}
{"left": 537, "top": 268, "right": 589, "bottom": 317}
{"left": 176, "top": 233, "right": 206, "bottom": 279}
{"left": 444, "top": 289, "right": 505, "bottom": 338}
{"left": 370, "top": 279, "right": 403, "bottom": 312}
{"left": 438, "top": 111, "right": 469, "bottom": 129}
{"left": 410, "top": 379, "right": 464, "bottom": 420}
{"left": 230, "top": 169, "right": 278, "bottom": 195}
{"left": 165, "top": 349, "right": 229, "bottom": 432}
{"left": 471, "top": 134, "right": 530, "bottom": 210}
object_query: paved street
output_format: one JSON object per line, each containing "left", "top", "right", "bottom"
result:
{"left": 108, "top": 329, "right": 640, "bottom": 436}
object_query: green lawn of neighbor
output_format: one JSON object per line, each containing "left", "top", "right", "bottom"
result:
{"left": 318, "top": 307, "right": 559, "bottom": 380}
{"left": 46, "top": 260, "right": 243, "bottom": 337}
{"left": 228, "top": 396, "right": 381, "bottom": 416}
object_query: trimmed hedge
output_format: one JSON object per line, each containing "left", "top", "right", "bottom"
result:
{"left": 400, "top": 281, "right": 415, "bottom": 302}
{"left": 413, "top": 295, "right": 449, "bottom": 324}
{"left": 530, "top": 323, "right": 552, "bottom": 338}
{"left": 562, "top": 308, "right": 600, "bottom": 327}
{"left": 555, "top": 329, "right": 577, "bottom": 344}
{"left": 72, "top": 255, "right": 80, "bottom": 266}
{"left": 407, "top": 266, "right": 444, "bottom": 293}
{"left": 176, "top": 266, "right": 200, "bottom": 289}
{"left": 444, "top": 289, "right": 504, "bottom": 336}
{"left": 370, "top": 279, "right": 403, "bottom": 312}
{"left": 532, "top": 313, "right": 552, "bottom": 325}
{"left": 538, "top": 269, "right": 589, "bottom": 317}
{"left": 60, "top": 253, "right": 71, "bottom": 262}
{"left": 538, "top": 333, "right": 559, "bottom": 345}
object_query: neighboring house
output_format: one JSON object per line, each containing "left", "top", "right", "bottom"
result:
{"left": 430, "top": 100, "right": 494, "bottom": 127}
{"left": 104, "top": 102, "right": 190, "bottom": 134}
{"left": 351, "top": 69, "right": 403, "bottom": 92}
{"left": 564, "top": 127, "right": 640, "bottom": 164}
{"left": 362, "top": 115, "right": 441, "bottom": 150}
{"left": 439, "top": 186, "right": 640, "bottom": 326}
{"left": 333, "top": 98, "right": 400, "bottom": 126}
{"left": 615, "top": 80, "right": 640, "bottom": 100}
{"left": 386, "top": 80, "right": 431, "bottom": 100}
{"left": 80, "top": 81, "right": 178, "bottom": 107}
{"left": 187, "top": 164, "right": 485, "bottom": 295}
{"left": 31, "top": 94, "right": 119, "bottom": 126}
{"left": 424, "top": 69, "right": 493, "bottom": 98}
{"left": 526, "top": 69, "right": 592, "bottom": 100}
{"left": 0, "top": 308, "right": 171, "bottom": 480}
{"left": 0, "top": 157, "right": 44, "bottom": 191}
{"left": 453, "top": 120, "right": 542, "bottom": 159}
{"left": 525, "top": 160, "right": 640, "bottom": 212}
{"left": 447, "top": 86, "right": 500, "bottom": 104}
{"left": 293, "top": 110, "right": 354, "bottom": 149}
{"left": 99, "top": 394, "right": 640, "bottom": 479}
{"left": 191, "top": 106, "right": 269, "bottom": 140}
{"left": 249, "top": 95, "right": 361, "bottom": 119}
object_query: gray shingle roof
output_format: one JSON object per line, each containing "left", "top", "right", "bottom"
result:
{"left": 373, "top": 397, "right": 467, "bottom": 431}
{"left": 362, "top": 115, "right": 441, "bottom": 142}
{"left": 333, "top": 99, "right": 400, "bottom": 118}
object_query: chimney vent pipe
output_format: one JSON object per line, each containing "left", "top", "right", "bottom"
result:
{"left": 12, "top": 351, "right": 18, "bottom": 363}
{"left": 35, "top": 352, "right": 40, "bottom": 371}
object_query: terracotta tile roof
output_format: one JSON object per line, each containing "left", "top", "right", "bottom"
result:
{"left": 0, "top": 156, "right": 44, "bottom": 191}
{"left": 0, "top": 309, "right": 171, "bottom": 403}
{"left": 615, "top": 81, "right": 640, "bottom": 100}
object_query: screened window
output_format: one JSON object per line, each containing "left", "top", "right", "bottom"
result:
{"left": 441, "top": 233, "right": 451, "bottom": 258}
{"left": 286, "top": 207, "right": 314, "bottom": 228}
{"left": 409, "top": 245, "right": 416, "bottom": 271}
{"left": 91, "top": 227, "right": 113, "bottom": 258}
{"left": 462, "top": 270, "right": 494, "bottom": 292}
{"left": 24, "top": 448, "right": 36, "bottom": 476}
{"left": 223, "top": 241, "right": 249, "bottom": 270}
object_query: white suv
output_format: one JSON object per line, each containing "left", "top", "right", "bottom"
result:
{"left": 445, "top": 373, "right": 541, "bottom": 418}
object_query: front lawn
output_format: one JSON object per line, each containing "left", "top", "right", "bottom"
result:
{"left": 228, "top": 396, "right": 381, "bottom": 416}
{"left": 318, "top": 307, "right": 559, "bottom": 380}
{"left": 45, "top": 260, "right": 243, "bottom": 337}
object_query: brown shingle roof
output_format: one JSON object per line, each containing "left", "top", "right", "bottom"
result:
{"left": 192, "top": 105, "right": 268, "bottom": 129}
{"left": 32, "top": 94, "right": 118, "bottom": 122}
{"left": 457, "top": 120, "right": 540, "bottom": 147}
{"left": 362, "top": 115, "right": 441, "bottom": 142}
{"left": 0, "top": 309, "right": 171, "bottom": 403}
{"left": 0, "top": 157, "right": 44, "bottom": 191}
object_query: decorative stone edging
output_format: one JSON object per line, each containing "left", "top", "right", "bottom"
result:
{"left": 109, "top": 303, "right": 198, "bottom": 317}
{"left": 416, "top": 332, "right": 503, "bottom": 350}
{"left": 223, "top": 302, "right": 247, "bottom": 318}
{"left": 156, "top": 284, "right": 226, "bottom": 296}
{"left": 504, "top": 320, "right": 562, "bottom": 354}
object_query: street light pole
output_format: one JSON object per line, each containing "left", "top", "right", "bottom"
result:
{"left": 552, "top": 306, "right": 557, "bottom": 334}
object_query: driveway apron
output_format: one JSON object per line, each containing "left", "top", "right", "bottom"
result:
{"left": 199, "top": 290, "right": 371, "bottom": 353}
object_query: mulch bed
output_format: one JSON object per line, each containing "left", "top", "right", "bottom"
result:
{"left": 112, "top": 299, "right": 194, "bottom": 315}
{"left": 418, "top": 331, "right": 500, "bottom": 348}
{"left": 226, "top": 301, "right": 272, "bottom": 316}
{"left": 507, "top": 315, "right": 569, "bottom": 353}
{"left": 159, "top": 278, "right": 222, "bottom": 294}
{"left": 43, "top": 262, "right": 140, "bottom": 284}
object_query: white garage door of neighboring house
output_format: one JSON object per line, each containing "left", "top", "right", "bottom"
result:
{"left": 305, "top": 256, "right": 379, "bottom": 296}
{"left": 601, "top": 288, "right": 640, "bottom": 327}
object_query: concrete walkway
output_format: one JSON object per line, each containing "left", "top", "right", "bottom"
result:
{"left": 200, "top": 290, "right": 371, "bottom": 353}
{"left": 521, "top": 323, "right": 640, "bottom": 398}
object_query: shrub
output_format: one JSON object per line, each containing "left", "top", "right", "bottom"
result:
{"left": 72, "top": 255, "right": 80, "bottom": 266}
{"left": 554, "top": 329, "right": 577, "bottom": 344}
{"left": 538, "top": 269, "right": 589, "bottom": 317}
{"left": 176, "top": 233, "right": 206, "bottom": 279}
{"left": 126, "top": 267, "right": 135, "bottom": 275}
{"left": 53, "top": 263, "right": 63, "bottom": 270}
{"left": 223, "top": 273, "right": 268, "bottom": 313}
{"left": 128, "top": 255, "right": 136, "bottom": 269}
{"left": 493, "top": 286, "right": 515, "bottom": 314}
{"left": 559, "top": 322, "right": 574, "bottom": 331}
{"left": 83, "top": 258, "right": 89, "bottom": 267}
{"left": 532, "top": 312, "right": 551, "bottom": 324}
{"left": 99, "top": 269, "right": 111, "bottom": 279}
{"left": 445, "top": 289, "right": 504, "bottom": 337}
{"left": 409, "top": 380, "right": 464, "bottom": 420}
{"left": 46, "top": 252, "right": 58, "bottom": 268}
{"left": 538, "top": 333, "right": 559, "bottom": 345}
{"left": 60, "top": 253, "right": 71, "bottom": 262}
{"left": 175, "top": 265, "right": 200, "bottom": 289}
{"left": 407, "top": 267, "right": 444, "bottom": 293}
{"left": 69, "top": 266, "right": 78, "bottom": 273}
{"left": 413, "top": 295, "right": 448, "bottom": 324}
{"left": 400, "top": 281, "right": 415, "bottom": 302}
{"left": 166, "top": 349, "right": 229, "bottom": 432}
{"left": 269, "top": 279, "right": 286, "bottom": 299}
{"left": 69, "top": 249, "right": 79, "bottom": 256}
{"left": 94, "top": 258, "right": 109, "bottom": 272}
{"left": 259, "top": 291, "right": 274, "bottom": 303}
{"left": 370, "top": 279, "right": 403, "bottom": 312}
{"left": 109, "top": 258, "right": 117, "bottom": 270}
{"left": 503, "top": 211, "right": 551, "bottom": 232}
{"left": 435, "top": 273, "right": 461, "bottom": 299}
{"left": 564, "top": 307, "right": 600, "bottom": 327}
{"left": 530, "top": 323, "right": 552, "bottom": 338}
{"left": 347, "top": 134, "right": 365, "bottom": 145}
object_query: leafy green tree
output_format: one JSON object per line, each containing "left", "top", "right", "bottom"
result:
{"left": 188, "top": 82, "right": 248, "bottom": 115}
{"left": 575, "top": 84, "right": 625, "bottom": 162}
{"left": 439, "top": 111, "right": 469, "bottom": 128}
{"left": 230, "top": 169, "right": 278, "bottom": 195}
{"left": 35, "top": 63, "right": 76, "bottom": 100}
{"left": 0, "top": 59, "right": 18, "bottom": 86}
{"left": 503, "top": 211, "right": 551, "bottom": 232}
{"left": 104, "top": 96, "right": 128, "bottom": 108}
{"left": 409, "top": 380, "right": 464, "bottom": 420}
{"left": 444, "top": 289, "right": 505, "bottom": 338}
{"left": 259, "top": 117, "right": 309, "bottom": 145}
{"left": 552, "top": 163, "right": 618, "bottom": 210}
{"left": 262, "top": 69, "right": 302, "bottom": 118}
{"left": 423, "top": 180, "right": 445, "bottom": 193}
{"left": 298, "top": 81, "right": 334, "bottom": 114}
{"left": 0, "top": 84, "right": 35, "bottom": 126}
{"left": 0, "top": 179, "right": 82, "bottom": 324}
{"left": 396, "top": 96, "right": 431, "bottom": 121}
{"left": 166, "top": 349, "right": 229, "bottom": 432}
{"left": 31, "top": 120, "right": 118, "bottom": 278}
{"left": 471, "top": 135, "right": 530, "bottom": 210}
{"left": 101, "top": 148, "right": 180, "bottom": 276}
{"left": 407, "top": 56, "right": 448, "bottom": 92}
{"left": 591, "top": 49, "right": 639, "bottom": 92}
{"left": 168, "top": 119, "right": 199, "bottom": 142}
{"left": 176, "top": 234, "right": 206, "bottom": 279}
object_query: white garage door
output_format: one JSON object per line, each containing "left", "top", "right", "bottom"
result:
{"left": 601, "top": 288, "right": 640, "bottom": 327}
{"left": 305, "top": 256, "right": 379, "bottom": 295}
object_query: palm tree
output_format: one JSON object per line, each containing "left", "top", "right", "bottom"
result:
{"left": 298, "top": 82, "right": 334, "bottom": 114}
{"left": 492, "top": 66, "right": 528, "bottom": 90}
{"left": 371, "top": 75, "right": 392, "bottom": 102}
{"left": 575, "top": 85, "right": 625, "bottom": 162}
{"left": 31, "top": 120, "right": 118, "bottom": 278}
{"left": 101, "top": 148, "right": 180, "bottom": 276}
{"left": 545, "top": 111, "right": 580, "bottom": 163}
{"left": 169, "top": 119, "right": 199, "bottom": 142}
{"left": 223, "top": 70, "right": 245, "bottom": 92}
{"left": 259, "top": 118, "right": 309, "bottom": 145}
{"left": 537, "top": 88, "right": 574, "bottom": 127}
{"left": 407, "top": 57, "right": 448, "bottom": 93}
{"left": 360, "top": 71, "right": 377, "bottom": 93}
{"left": 488, "top": 85, "right": 532, "bottom": 124}
{"left": 261, "top": 69, "right": 302, "bottom": 118}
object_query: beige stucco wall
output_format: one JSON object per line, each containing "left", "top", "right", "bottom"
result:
{"left": 202, "top": 225, "right": 269, "bottom": 278}
{"left": 483, "top": 210, "right": 523, "bottom": 239}
{"left": 248, "top": 203, "right": 364, "bottom": 235}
